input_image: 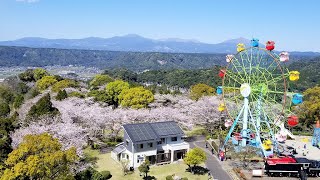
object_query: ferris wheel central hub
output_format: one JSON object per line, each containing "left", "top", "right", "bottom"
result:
{"left": 240, "top": 83, "right": 251, "bottom": 97}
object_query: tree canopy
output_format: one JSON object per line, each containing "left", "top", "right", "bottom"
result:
{"left": 0, "top": 117, "right": 15, "bottom": 170}
{"left": 296, "top": 86, "right": 320, "bottom": 128}
{"left": 19, "top": 69, "right": 35, "bottom": 82}
{"left": 138, "top": 160, "right": 150, "bottom": 178}
{"left": 52, "top": 79, "right": 77, "bottom": 92}
{"left": 33, "top": 68, "right": 49, "bottom": 81}
{"left": 105, "top": 80, "right": 129, "bottom": 107}
{"left": 119, "top": 87, "right": 154, "bottom": 109}
{"left": 183, "top": 147, "right": 207, "bottom": 167}
{"left": 190, "top": 83, "right": 215, "bottom": 100}
{"left": 90, "top": 74, "right": 114, "bottom": 87}
{"left": 36, "top": 76, "right": 58, "bottom": 91}
{"left": 1, "top": 133, "right": 78, "bottom": 180}
{"left": 27, "top": 93, "right": 59, "bottom": 118}
{"left": 56, "top": 89, "right": 68, "bottom": 101}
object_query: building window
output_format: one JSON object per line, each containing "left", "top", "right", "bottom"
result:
{"left": 161, "top": 138, "right": 165, "bottom": 144}
{"left": 137, "top": 155, "right": 140, "bottom": 163}
{"left": 126, "top": 140, "right": 129, "bottom": 146}
{"left": 171, "top": 137, "right": 177, "bottom": 141}
{"left": 122, "top": 153, "right": 126, "bottom": 158}
{"left": 140, "top": 144, "right": 144, "bottom": 149}
{"left": 148, "top": 142, "right": 153, "bottom": 148}
{"left": 126, "top": 154, "right": 129, "bottom": 159}
{"left": 157, "top": 141, "right": 162, "bottom": 145}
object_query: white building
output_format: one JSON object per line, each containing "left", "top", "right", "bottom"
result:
{"left": 111, "top": 121, "right": 190, "bottom": 168}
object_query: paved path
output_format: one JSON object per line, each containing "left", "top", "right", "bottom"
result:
{"left": 189, "top": 138, "right": 232, "bottom": 180}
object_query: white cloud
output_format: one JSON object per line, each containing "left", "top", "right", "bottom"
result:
{"left": 16, "top": 0, "right": 40, "bottom": 3}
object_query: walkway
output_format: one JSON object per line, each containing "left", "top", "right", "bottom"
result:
{"left": 189, "top": 137, "right": 233, "bottom": 180}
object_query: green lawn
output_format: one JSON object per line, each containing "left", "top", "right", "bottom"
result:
{"left": 85, "top": 149, "right": 208, "bottom": 180}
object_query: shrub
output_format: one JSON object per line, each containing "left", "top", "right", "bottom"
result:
{"left": 90, "top": 74, "right": 114, "bottom": 87}
{"left": 26, "top": 87, "right": 40, "bottom": 99}
{"left": 13, "top": 94, "right": 24, "bottom": 108}
{"left": 27, "top": 93, "right": 59, "bottom": 118}
{"left": 92, "top": 171, "right": 111, "bottom": 180}
{"left": 166, "top": 175, "right": 174, "bottom": 180}
{"left": 87, "top": 90, "right": 112, "bottom": 103}
{"left": 36, "top": 76, "right": 57, "bottom": 91}
{"left": 190, "top": 83, "right": 215, "bottom": 101}
{"left": 52, "top": 79, "right": 77, "bottom": 92}
{"left": 0, "top": 103, "right": 10, "bottom": 117}
{"left": 75, "top": 167, "right": 98, "bottom": 180}
{"left": 181, "top": 178, "right": 188, "bottom": 180}
{"left": 33, "top": 68, "right": 49, "bottom": 81}
{"left": 69, "top": 91, "right": 85, "bottom": 98}
{"left": 19, "top": 69, "right": 35, "bottom": 82}
{"left": 56, "top": 89, "right": 68, "bottom": 101}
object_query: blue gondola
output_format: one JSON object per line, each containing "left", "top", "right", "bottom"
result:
{"left": 251, "top": 38, "right": 259, "bottom": 47}
{"left": 292, "top": 93, "right": 303, "bottom": 105}
{"left": 216, "top": 86, "right": 223, "bottom": 95}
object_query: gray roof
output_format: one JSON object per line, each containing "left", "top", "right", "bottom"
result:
{"left": 123, "top": 123, "right": 158, "bottom": 143}
{"left": 123, "top": 121, "right": 184, "bottom": 143}
{"left": 112, "top": 144, "right": 126, "bottom": 154}
{"left": 150, "top": 121, "right": 184, "bottom": 137}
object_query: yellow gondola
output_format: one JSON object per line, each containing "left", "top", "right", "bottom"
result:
{"left": 218, "top": 103, "right": 226, "bottom": 112}
{"left": 237, "top": 43, "right": 245, "bottom": 52}
{"left": 289, "top": 71, "right": 300, "bottom": 81}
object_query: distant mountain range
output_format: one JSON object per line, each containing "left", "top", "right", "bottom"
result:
{"left": 1, "top": 34, "right": 319, "bottom": 55}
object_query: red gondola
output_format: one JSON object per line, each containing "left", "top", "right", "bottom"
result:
{"left": 288, "top": 115, "right": 299, "bottom": 127}
{"left": 266, "top": 41, "right": 275, "bottom": 51}
{"left": 219, "top": 69, "right": 226, "bottom": 78}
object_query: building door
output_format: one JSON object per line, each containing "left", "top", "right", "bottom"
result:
{"left": 177, "top": 152, "right": 183, "bottom": 159}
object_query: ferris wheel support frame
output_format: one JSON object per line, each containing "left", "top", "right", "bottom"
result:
{"left": 220, "top": 94, "right": 277, "bottom": 158}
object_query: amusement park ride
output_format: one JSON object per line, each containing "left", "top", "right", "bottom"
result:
{"left": 216, "top": 38, "right": 304, "bottom": 159}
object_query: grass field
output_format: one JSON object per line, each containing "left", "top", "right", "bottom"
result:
{"left": 85, "top": 148, "right": 208, "bottom": 180}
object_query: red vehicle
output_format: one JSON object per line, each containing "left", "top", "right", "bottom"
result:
{"left": 266, "top": 41, "right": 275, "bottom": 51}
{"left": 265, "top": 156, "right": 320, "bottom": 178}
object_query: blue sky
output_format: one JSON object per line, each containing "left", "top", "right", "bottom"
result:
{"left": 0, "top": 0, "right": 319, "bottom": 51}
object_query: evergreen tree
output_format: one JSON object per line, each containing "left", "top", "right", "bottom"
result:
{"left": 56, "top": 89, "right": 68, "bottom": 101}
{"left": 28, "top": 93, "right": 59, "bottom": 118}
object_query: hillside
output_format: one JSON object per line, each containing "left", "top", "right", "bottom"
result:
{"left": 0, "top": 46, "right": 226, "bottom": 71}
{"left": 0, "top": 45, "right": 317, "bottom": 72}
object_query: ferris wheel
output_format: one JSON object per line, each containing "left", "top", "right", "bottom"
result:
{"left": 217, "top": 39, "right": 303, "bottom": 158}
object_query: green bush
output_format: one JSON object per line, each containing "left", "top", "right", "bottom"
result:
{"left": 92, "top": 171, "right": 111, "bottom": 180}
{"left": 166, "top": 175, "right": 174, "bottom": 180}
{"left": 13, "top": 94, "right": 24, "bottom": 108}
{"left": 27, "top": 93, "right": 59, "bottom": 118}
{"left": 0, "top": 103, "right": 10, "bottom": 117}
{"left": 181, "top": 178, "right": 188, "bottom": 180}
{"left": 56, "top": 89, "right": 68, "bottom": 101}
{"left": 292, "top": 131, "right": 313, "bottom": 136}
{"left": 36, "top": 76, "right": 57, "bottom": 91}
{"left": 105, "top": 142, "right": 118, "bottom": 147}
{"left": 87, "top": 90, "right": 111, "bottom": 103}
{"left": 75, "top": 167, "right": 97, "bottom": 180}
{"left": 33, "top": 68, "right": 49, "bottom": 81}
{"left": 90, "top": 74, "right": 114, "bottom": 87}
{"left": 92, "top": 143, "right": 101, "bottom": 150}
{"left": 69, "top": 91, "right": 85, "bottom": 98}
{"left": 27, "top": 87, "right": 40, "bottom": 99}
{"left": 19, "top": 69, "right": 35, "bottom": 82}
{"left": 52, "top": 79, "right": 77, "bottom": 92}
